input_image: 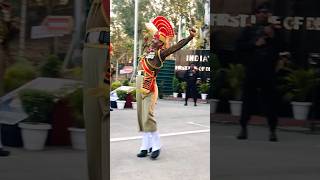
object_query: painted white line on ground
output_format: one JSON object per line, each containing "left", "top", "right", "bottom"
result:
{"left": 187, "top": 122, "right": 210, "bottom": 128}
{"left": 110, "top": 129, "right": 210, "bottom": 142}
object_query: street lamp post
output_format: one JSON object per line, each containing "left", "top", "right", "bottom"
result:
{"left": 19, "top": 0, "right": 27, "bottom": 58}
{"left": 132, "top": 0, "right": 139, "bottom": 79}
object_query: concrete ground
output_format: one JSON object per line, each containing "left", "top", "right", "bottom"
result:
{"left": 0, "top": 147, "right": 87, "bottom": 180}
{"left": 110, "top": 99, "right": 210, "bottom": 180}
{"left": 212, "top": 123, "right": 320, "bottom": 180}
{"left": 1, "top": 99, "right": 319, "bottom": 180}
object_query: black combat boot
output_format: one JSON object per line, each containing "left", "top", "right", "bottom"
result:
{"left": 0, "top": 149, "right": 10, "bottom": 157}
{"left": 237, "top": 128, "right": 248, "bottom": 140}
{"left": 137, "top": 150, "right": 148, "bottom": 158}
{"left": 150, "top": 149, "right": 160, "bottom": 160}
{"left": 269, "top": 132, "right": 278, "bottom": 142}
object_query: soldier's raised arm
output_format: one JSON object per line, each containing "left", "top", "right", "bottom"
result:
{"left": 160, "top": 28, "right": 196, "bottom": 59}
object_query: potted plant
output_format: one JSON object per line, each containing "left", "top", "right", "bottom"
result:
{"left": 116, "top": 90, "right": 127, "bottom": 109}
{"left": 18, "top": 89, "right": 55, "bottom": 150}
{"left": 40, "top": 55, "right": 62, "bottom": 78}
{"left": 122, "top": 79, "right": 130, "bottom": 86}
{"left": 111, "top": 81, "right": 122, "bottom": 91}
{"left": 181, "top": 82, "right": 187, "bottom": 99}
{"left": 172, "top": 77, "right": 181, "bottom": 98}
{"left": 67, "top": 88, "right": 86, "bottom": 150}
{"left": 226, "top": 64, "right": 245, "bottom": 116}
{"left": 4, "top": 62, "right": 37, "bottom": 93}
{"left": 284, "top": 68, "right": 319, "bottom": 120}
{"left": 130, "top": 89, "right": 137, "bottom": 109}
{"left": 199, "top": 82, "right": 209, "bottom": 100}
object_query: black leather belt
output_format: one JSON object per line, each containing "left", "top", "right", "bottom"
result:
{"left": 85, "top": 30, "right": 109, "bottom": 44}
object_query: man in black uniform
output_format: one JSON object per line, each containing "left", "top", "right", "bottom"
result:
{"left": 184, "top": 63, "right": 199, "bottom": 106}
{"left": 236, "top": 3, "right": 284, "bottom": 142}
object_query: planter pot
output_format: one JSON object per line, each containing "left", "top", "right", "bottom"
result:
{"left": 18, "top": 122, "right": 51, "bottom": 150}
{"left": 229, "top": 100, "right": 243, "bottom": 116}
{"left": 116, "top": 100, "right": 126, "bottom": 110}
{"left": 68, "top": 127, "right": 86, "bottom": 150}
{"left": 173, "top": 92, "right": 178, "bottom": 98}
{"left": 210, "top": 99, "right": 219, "bottom": 114}
{"left": 201, "top": 94, "right": 208, "bottom": 100}
{"left": 182, "top": 93, "right": 186, "bottom": 99}
{"left": 132, "top": 102, "right": 137, "bottom": 109}
{"left": 291, "top": 102, "right": 312, "bottom": 120}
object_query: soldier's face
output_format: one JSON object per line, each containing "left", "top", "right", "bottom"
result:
{"left": 256, "top": 9, "right": 269, "bottom": 23}
{"left": 151, "top": 38, "right": 164, "bottom": 49}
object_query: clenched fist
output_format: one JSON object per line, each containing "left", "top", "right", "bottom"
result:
{"left": 189, "top": 28, "right": 197, "bottom": 37}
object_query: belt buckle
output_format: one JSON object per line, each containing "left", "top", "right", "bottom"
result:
{"left": 137, "top": 70, "right": 144, "bottom": 76}
{"left": 85, "top": 31, "right": 109, "bottom": 44}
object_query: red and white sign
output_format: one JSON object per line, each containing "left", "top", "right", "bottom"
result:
{"left": 42, "top": 16, "right": 74, "bottom": 34}
{"left": 31, "top": 26, "right": 63, "bottom": 39}
{"left": 120, "top": 66, "right": 133, "bottom": 74}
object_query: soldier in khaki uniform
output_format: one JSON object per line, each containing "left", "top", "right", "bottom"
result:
{"left": 136, "top": 16, "right": 196, "bottom": 159}
{"left": 83, "top": 0, "right": 109, "bottom": 179}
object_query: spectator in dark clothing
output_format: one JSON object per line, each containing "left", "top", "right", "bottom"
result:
{"left": 236, "top": 3, "right": 285, "bottom": 142}
{"left": 184, "top": 63, "right": 199, "bottom": 106}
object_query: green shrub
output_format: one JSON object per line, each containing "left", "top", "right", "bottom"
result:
{"left": 4, "top": 63, "right": 37, "bottom": 92}
{"left": 226, "top": 64, "right": 245, "bottom": 100}
{"left": 172, "top": 77, "right": 182, "bottom": 93}
{"left": 199, "top": 83, "right": 209, "bottom": 94}
{"left": 73, "top": 113, "right": 84, "bottom": 128}
{"left": 69, "top": 88, "right": 83, "bottom": 114}
{"left": 116, "top": 90, "right": 127, "bottom": 100}
{"left": 129, "top": 82, "right": 136, "bottom": 87}
{"left": 283, "top": 68, "right": 319, "bottom": 102}
{"left": 41, "top": 55, "right": 62, "bottom": 77}
{"left": 19, "top": 89, "right": 55, "bottom": 123}
{"left": 111, "top": 81, "right": 122, "bottom": 91}
{"left": 181, "top": 82, "right": 187, "bottom": 93}
{"left": 210, "top": 53, "right": 225, "bottom": 99}
{"left": 130, "top": 89, "right": 137, "bottom": 102}
{"left": 68, "top": 67, "right": 82, "bottom": 80}
{"left": 122, "top": 79, "right": 130, "bottom": 86}
{"left": 68, "top": 88, "right": 84, "bottom": 128}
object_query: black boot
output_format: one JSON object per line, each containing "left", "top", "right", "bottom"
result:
{"left": 184, "top": 102, "right": 187, "bottom": 106}
{"left": 0, "top": 149, "right": 10, "bottom": 157}
{"left": 137, "top": 150, "right": 148, "bottom": 158}
{"left": 150, "top": 149, "right": 160, "bottom": 160}
{"left": 269, "top": 132, "right": 278, "bottom": 142}
{"left": 237, "top": 128, "right": 248, "bottom": 140}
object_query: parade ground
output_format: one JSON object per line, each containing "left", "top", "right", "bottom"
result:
{"left": 1, "top": 100, "right": 319, "bottom": 180}
{"left": 110, "top": 99, "right": 210, "bottom": 180}
{"left": 0, "top": 147, "right": 87, "bottom": 180}
{"left": 212, "top": 123, "right": 320, "bottom": 180}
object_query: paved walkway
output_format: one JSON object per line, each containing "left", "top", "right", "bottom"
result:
{"left": 212, "top": 123, "right": 320, "bottom": 180}
{"left": 0, "top": 147, "right": 87, "bottom": 180}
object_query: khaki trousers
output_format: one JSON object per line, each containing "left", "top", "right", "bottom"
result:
{"left": 136, "top": 75, "right": 158, "bottom": 132}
